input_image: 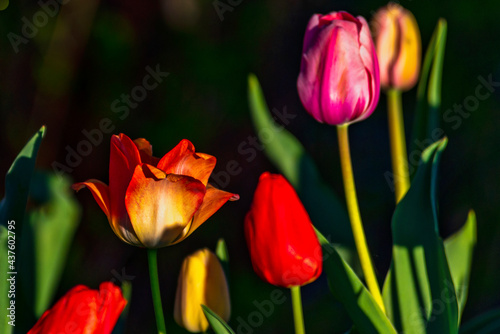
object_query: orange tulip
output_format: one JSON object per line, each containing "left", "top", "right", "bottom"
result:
{"left": 372, "top": 3, "right": 421, "bottom": 91}
{"left": 73, "top": 134, "right": 239, "bottom": 248}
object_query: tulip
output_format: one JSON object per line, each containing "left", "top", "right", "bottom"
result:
{"left": 73, "top": 134, "right": 239, "bottom": 248}
{"left": 372, "top": 3, "right": 421, "bottom": 91}
{"left": 28, "top": 282, "right": 126, "bottom": 334}
{"left": 245, "top": 172, "right": 322, "bottom": 288}
{"left": 174, "top": 248, "right": 230, "bottom": 333}
{"left": 297, "top": 11, "right": 380, "bottom": 125}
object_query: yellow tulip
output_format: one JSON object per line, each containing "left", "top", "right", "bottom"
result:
{"left": 174, "top": 248, "right": 231, "bottom": 332}
{"left": 372, "top": 3, "right": 421, "bottom": 91}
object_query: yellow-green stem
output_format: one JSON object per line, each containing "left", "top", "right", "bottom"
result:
{"left": 148, "top": 249, "right": 167, "bottom": 334}
{"left": 337, "top": 124, "right": 385, "bottom": 313}
{"left": 387, "top": 89, "right": 410, "bottom": 203}
{"left": 290, "top": 286, "right": 305, "bottom": 334}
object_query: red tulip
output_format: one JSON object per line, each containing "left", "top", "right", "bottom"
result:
{"left": 297, "top": 11, "right": 380, "bottom": 125}
{"left": 73, "top": 134, "right": 239, "bottom": 248}
{"left": 28, "top": 282, "right": 126, "bottom": 334}
{"left": 244, "top": 172, "right": 322, "bottom": 288}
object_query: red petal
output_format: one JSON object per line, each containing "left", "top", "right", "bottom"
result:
{"left": 157, "top": 139, "right": 216, "bottom": 186}
{"left": 134, "top": 138, "right": 160, "bottom": 166}
{"left": 72, "top": 179, "right": 111, "bottom": 220}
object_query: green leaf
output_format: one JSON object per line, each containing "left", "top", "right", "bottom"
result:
{"left": 0, "top": 126, "right": 46, "bottom": 232}
{"left": 383, "top": 138, "right": 459, "bottom": 334}
{"left": 26, "top": 171, "right": 81, "bottom": 317}
{"left": 444, "top": 210, "right": 476, "bottom": 322}
{"left": 315, "top": 229, "right": 397, "bottom": 334}
{"left": 201, "top": 304, "right": 235, "bottom": 334}
{"left": 0, "top": 126, "right": 45, "bottom": 332}
{"left": 411, "top": 19, "right": 447, "bottom": 178}
{"left": 247, "top": 74, "right": 353, "bottom": 246}
{"left": 112, "top": 281, "right": 132, "bottom": 334}
{"left": 216, "top": 238, "right": 230, "bottom": 282}
{"left": 459, "top": 308, "right": 500, "bottom": 334}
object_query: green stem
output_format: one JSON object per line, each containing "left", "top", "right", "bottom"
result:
{"left": 148, "top": 249, "right": 167, "bottom": 334}
{"left": 387, "top": 89, "right": 410, "bottom": 203}
{"left": 337, "top": 124, "right": 386, "bottom": 314}
{"left": 290, "top": 286, "right": 305, "bottom": 334}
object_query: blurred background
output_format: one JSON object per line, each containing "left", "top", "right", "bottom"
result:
{"left": 1, "top": 0, "right": 499, "bottom": 333}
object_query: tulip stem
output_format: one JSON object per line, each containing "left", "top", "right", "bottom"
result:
{"left": 148, "top": 249, "right": 167, "bottom": 334}
{"left": 387, "top": 89, "right": 410, "bottom": 203}
{"left": 336, "top": 124, "right": 385, "bottom": 314}
{"left": 290, "top": 286, "right": 306, "bottom": 334}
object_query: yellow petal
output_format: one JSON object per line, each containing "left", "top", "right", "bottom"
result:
{"left": 174, "top": 249, "right": 230, "bottom": 332}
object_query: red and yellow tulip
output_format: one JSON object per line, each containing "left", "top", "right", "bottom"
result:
{"left": 73, "top": 134, "right": 239, "bottom": 248}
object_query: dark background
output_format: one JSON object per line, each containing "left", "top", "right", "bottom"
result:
{"left": 1, "top": 0, "right": 499, "bottom": 333}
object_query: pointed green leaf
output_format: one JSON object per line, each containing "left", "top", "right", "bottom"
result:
{"left": 0, "top": 126, "right": 46, "bottom": 231}
{"left": 247, "top": 74, "right": 352, "bottom": 246}
{"left": 383, "top": 138, "right": 459, "bottom": 334}
{"left": 459, "top": 308, "right": 500, "bottom": 334}
{"left": 202, "top": 304, "right": 235, "bottom": 334}
{"left": 0, "top": 126, "right": 45, "bottom": 332}
{"left": 444, "top": 210, "right": 476, "bottom": 322}
{"left": 316, "top": 229, "right": 397, "bottom": 334}
{"left": 411, "top": 19, "right": 447, "bottom": 179}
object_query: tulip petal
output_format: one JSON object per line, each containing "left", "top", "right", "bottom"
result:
{"left": 109, "top": 134, "right": 143, "bottom": 246}
{"left": 157, "top": 139, "right": 216, "bottom": 186}
{"left": 134, "top": 138, "right": 160, "bottom": 166}
{"left": 28, "top": 282, "right": 126, "bottom": 334}
{"left": 125, "top": 165, "right": 206, "bottom": 248}
{"left": 72, "top": 179, "right": 111, "bottom": 220}
{"left": 393, "top": 10, "right": 421, "bottom": 90}
{"left": 358, "top": 16, "right": 380, "bottom": 116}
{"left": 172, "top": 184, "right": 239, "bottom": 245}
{"left": 174, "top": 249, "right": 230, "bottom": 333}
{"left": 320, "top": 21, "right": 371, "bottom": 124}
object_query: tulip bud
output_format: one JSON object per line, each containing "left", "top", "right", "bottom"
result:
{"left": 372, "top": 3, "right": 421, "bottom": 91}
{"left": 245, "top": 172, "right": 322, "bottom": 288}
{"left": 28, "top": 282, "right": 126, "bottom": 334}
{"left": 174, "top": 249, "right": 231, "bottom": 333}
{"left": 297, "top": 11, "right": 380, "bottom": 125}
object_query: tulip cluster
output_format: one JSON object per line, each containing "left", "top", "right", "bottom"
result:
{"left": 25, "top": 2, "right": 433, "bottom": 334}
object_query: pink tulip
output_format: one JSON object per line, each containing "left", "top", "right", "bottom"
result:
{"left": 297, "top": 12, "right": 380, "bottom": 125}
